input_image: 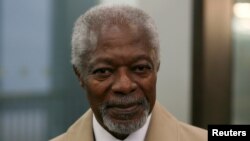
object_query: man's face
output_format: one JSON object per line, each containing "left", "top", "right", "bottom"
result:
{"left": 82, "top": 24, "right": 158, "bottom": 137}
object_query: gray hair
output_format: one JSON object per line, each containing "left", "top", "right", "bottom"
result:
{"left": 71, "top": 4, "right": 160, "bottom": 78}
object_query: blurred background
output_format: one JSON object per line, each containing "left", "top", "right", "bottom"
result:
{"left": 0, "top": 0, "right": 249, "bottom": 140}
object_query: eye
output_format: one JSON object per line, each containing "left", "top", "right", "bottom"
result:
{"left": 132, "top": 64, "right": 152, "bottom": 74}
{"left": 92, "top": 68, "right": 113, "bottom": 78}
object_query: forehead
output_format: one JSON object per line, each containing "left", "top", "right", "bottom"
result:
{"left": 98, "top": 24, "right": 144, "bottom": 46}
{"left": 88, "top": 24, "right": 153, "bottom": 65}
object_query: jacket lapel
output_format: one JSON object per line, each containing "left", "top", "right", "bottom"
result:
{"left": 145, "top": 101, "right": 179, "bottom": 141}
{"left": 67, "top": 109, "right": 95, "bottom": 141}
{"left": 65, "top": 101, "right": 180, "bottom": 141}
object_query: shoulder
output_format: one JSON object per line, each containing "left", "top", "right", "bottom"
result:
{"left": 49, "top": 133, "right": 67, "bottom": 141}
{"left": 178, "top": 122, "right": 208, "bottom": 141}
{"left": 49, "top": 109, "right": 94, "bottom": 141}
{"left": 151, "top": 101, "right": 207, "bottom": 141}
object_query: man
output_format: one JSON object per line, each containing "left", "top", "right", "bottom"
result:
{"left": 51, "top": 4, "right": 207, "bottom": 141}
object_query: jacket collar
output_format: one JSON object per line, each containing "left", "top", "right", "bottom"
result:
{"left": 65, "top": 101, "right": 179, "bottom": 141}
{"left": 145, "top": 101, "right": 179, "bottom": 141}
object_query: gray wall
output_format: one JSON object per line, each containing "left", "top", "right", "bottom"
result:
{"left": 139, "top": 0, "right": 193, "bottom": 123}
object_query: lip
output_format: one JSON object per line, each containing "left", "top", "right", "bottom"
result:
{"left": 113, "top": 104, "right": 138, "bottom": 112}
{"left": 105, "top": 103, "right": 146, "bottom": 120}
{"left": 107, "top": 104, "right": 141, "bottom": 114}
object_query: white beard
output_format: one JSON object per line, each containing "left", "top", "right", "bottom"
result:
{"left": 100, "top": 97, "right": 150, "bottom": 135}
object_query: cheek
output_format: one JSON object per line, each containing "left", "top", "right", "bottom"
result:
{"left": 85, "top": 78, "right": 112, "bottom": 106}
{"left": 86, "top": 78, "right": 109, "bottom": 94}
{"left": 85, "top": 78, "right": 114, "bottom": 123}
{"left": 148, "top": 79, "right": 157, "bottom": 103}
{"left": 85, "top": 80, "right": 106, "bottom": 120}
{"left": 138, "top": 75, "right": 157, "bottom": 110}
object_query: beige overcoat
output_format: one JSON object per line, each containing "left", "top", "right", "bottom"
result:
{"left": 50, "top": 101, "right": 207, "bottom": 141}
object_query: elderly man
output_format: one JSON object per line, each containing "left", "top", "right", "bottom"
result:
{"left": 51, "top": 4, "right": 207, "bottom": 141}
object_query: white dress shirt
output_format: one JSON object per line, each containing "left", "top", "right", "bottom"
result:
{"left": 93, "top": 114, "right": 151, "bottom": 141}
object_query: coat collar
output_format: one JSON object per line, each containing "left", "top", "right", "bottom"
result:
{"left": 66, "top": 109, "right": 95, "bottom": 141}
{"left": 145, "top": 101, "right": 179, "bottom": 141}
{"left": 65, "top": 101, "right": 179, "bottom": 141}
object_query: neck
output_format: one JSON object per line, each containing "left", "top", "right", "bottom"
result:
{"left": 110, "top": 132, "right": 129, "bottom": 140}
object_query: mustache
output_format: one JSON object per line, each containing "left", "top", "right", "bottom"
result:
{"left": 102, "top": 95, "right": 147, "bottom": 107}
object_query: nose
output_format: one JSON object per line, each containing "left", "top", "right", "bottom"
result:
{"left": 111, "top": 69, "right": 137, "bottom": 94}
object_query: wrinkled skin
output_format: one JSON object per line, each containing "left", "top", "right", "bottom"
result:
{"left": 74, "top": 24, "right": 159, "bottom": 139}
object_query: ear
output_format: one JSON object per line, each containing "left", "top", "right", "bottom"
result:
{"left": 73, "top": 65, "right": 85, "bottom": 87}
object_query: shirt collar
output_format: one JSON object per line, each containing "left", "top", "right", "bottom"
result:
{"left": 93, "top": 114, "right": 151, "bottom": 141}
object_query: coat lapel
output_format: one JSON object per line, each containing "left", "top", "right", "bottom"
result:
{"left": 145, "top": 101, "right": 179, "bottom": 141}
{"left": 67, "top": 109, "right": 95, "bottom": 141}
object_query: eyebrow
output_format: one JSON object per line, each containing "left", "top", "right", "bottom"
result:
{"left": 131, "top": 54, "right": 154, "bottom": 64}
{"left": 88, "top": 54, "right": 154, "bottom": 71}
{"left": 87, "top": 58, "right": 114, "bottom": 73}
